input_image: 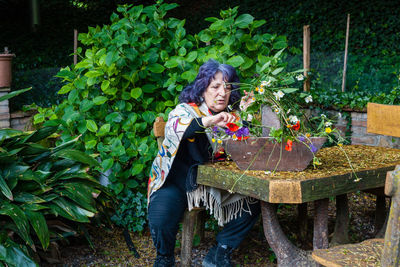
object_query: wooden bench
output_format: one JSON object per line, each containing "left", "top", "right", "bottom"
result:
{"left": 153, "top": 117, "right": 206, "bottom": 267}
{"left": 312, "top": 103, "right": 400, "bottom": 266}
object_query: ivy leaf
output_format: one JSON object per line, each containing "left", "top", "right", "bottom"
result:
{"left": 101, "top": 158, "right": 114, "bottom": 171}
{"left": 131, "top": 163, "right": 144, "bottom": 176}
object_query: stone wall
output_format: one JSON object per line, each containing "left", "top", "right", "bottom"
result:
{"left": 10, "top": 111, "right": 34, "bottom": 131}
{"left": 0, "top": 88, "right": 10, "bottom": 128}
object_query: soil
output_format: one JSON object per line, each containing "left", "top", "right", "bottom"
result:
{"left": 40, "top": 191, "right": 385, "bottom": 267}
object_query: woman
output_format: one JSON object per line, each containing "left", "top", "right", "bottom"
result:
{"left": 148, "top": 59, "right": 260, "bottom": 267}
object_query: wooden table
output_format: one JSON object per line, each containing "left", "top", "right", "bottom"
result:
{"left": 197, "top": 145, "right": 400, "bottom": 266}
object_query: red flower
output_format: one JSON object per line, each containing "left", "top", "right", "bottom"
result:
{"left": 292, "top": 121, "right": 300, "bottom": 131}
{"left": 226, "top": 122, "right": 239, "bottom": 132}
{"left": 237, "top": 136, "right": 250, "bottom": 141}
{"left": 285, "top": 139, "right": 293, "bottom": 151}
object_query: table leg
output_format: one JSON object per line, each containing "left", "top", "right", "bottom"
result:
{"left": 331, "top": 194, "right": 350, "bottom": 246}
{"left": 313, "top": 198, "right": 329, "bottom": 250}
{"left": 261, "top": 201, "right": 317, "bottom": 266}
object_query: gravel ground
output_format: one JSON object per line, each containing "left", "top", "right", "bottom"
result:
{"left": 40, "top": 192, "right": 384, "bottom": 267}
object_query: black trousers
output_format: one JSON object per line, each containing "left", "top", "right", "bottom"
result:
{"left": 148, "top": 181, "right": 261, "bottom": 256}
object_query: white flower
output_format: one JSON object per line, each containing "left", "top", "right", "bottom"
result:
{"left": 261, "top": 80, "right": 267, "bottom": 86}
{"left": 321, "top": 114, "right": 327, "bottom": 119}
{"left": 264, "top": 171, "right": 271, "bottom": 175}
{"left": 289, "top": 115, "right": 299, "bottom": 124}
{"left": 274, "top": 108, "right": 281, "bottom": 114}
{"left": 325, "top": 121, "right": 332, "bottom": 127}
{"left": 247, "top": 114, "right": 253, "bottom": 121}
{"left": 273, "top": 90, "right": 285, "bottom": 101}
{"left": 296, "top": 74, "right": 304, "bottom": 81}
{"left": 305, "top": 95, "right": 313, "bottom": 103}
{"left": 286, "top": 108, "right": 291, "bottom": 114}
{"left": 258, "top": 87, "right": 265, "bottom": 95}
{"left": 338, "top": 112, "right": 342, "bottom": 118}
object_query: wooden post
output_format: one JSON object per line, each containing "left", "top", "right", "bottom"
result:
{"left": 381, "top": 167, "right": 400, "bottom": 266}
{"left": 303, "top": 25, "right": 310, "bottom": 92}
{"left": 341, "top": 14, "right": 350, "bottom": 92}
{"left": 73, "top": 29, "right": 78, "bottom": 65}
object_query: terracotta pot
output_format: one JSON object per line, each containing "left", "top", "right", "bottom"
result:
{"left": 0, "top": 50, "right": 15, "bottom": 88}
{"left": 224, "top": 137, "right": 327, "bottom": 171}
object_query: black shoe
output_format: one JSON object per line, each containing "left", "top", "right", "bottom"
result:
{"left": 153, "top": 254, "right": 175, "bottom": 267}
{"left": 202, "top": 244, "right": 233, "bottom": 267}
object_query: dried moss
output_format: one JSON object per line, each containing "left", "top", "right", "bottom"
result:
{"left": 213, "top": 145, "right": 400, "bottom": 180}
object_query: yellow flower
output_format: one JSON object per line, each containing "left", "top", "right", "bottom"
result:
{"left": 232, "top": 134, "right": 237, "bottom": 141}
{"left": 217, "top": 139, "right": 222, "bottom": 144}
{"left": 306, "top": 133, "right": 311, "bottom": 138}
{"left": 286, "top": 124, "right": 291, "bottom": 128}
{"left": 325, "top": 127, "right": 332, "bottom": 134}
{"left": 338, "top": 143, "right": 343, "bottom": 147}
{"left": 255, "top": 87, "right": 259, "bottom": 91}
{"left": 212, "top": 138, "right": 216, "bottom": 143}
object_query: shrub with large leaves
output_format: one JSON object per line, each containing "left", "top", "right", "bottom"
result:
{"left": 0, "top": 125, "right": 104, "bottom": 266}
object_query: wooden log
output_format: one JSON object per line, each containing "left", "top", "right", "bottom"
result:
{"left": 181, "top": 209, "right": 200, "bottom": 267}
{"left": 331, "top": 194, "right": 350, "bottom": 246}
{"left": 312, "top": 238, "right": 383, "bottom": 267}
{"left": 374, "top": 195, "right": 387, "bottom": 234}
{"left": 261, "top": 201, "right": 317, "bottom": 266}
{"left": 197, "top": 164, "right": 395, "bottom": 204}
{"left": 303, "top": 25, "right": 310, "bottom": 92}
{"left": 313, "top": 199, "right": 329, "bottom": 250}
{"left": 381, "top": 167, "right": 400, "bottom": 266}
{"left": 297, "top": 203, "right": 309, "bottom": 243}
{"left": 194, "top": 209, "right": 206, "bottom": 243}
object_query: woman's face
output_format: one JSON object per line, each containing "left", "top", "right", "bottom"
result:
{"left": 203, "top": 72, "right": 231, "bottom": 112}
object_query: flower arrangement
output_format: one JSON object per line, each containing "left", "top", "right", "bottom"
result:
{"left": 208, "top": 55, "right": 346, "bottom": 170}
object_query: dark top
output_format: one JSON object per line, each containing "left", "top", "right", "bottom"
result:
{"left": 165, "top": 118, "right": 214, "bottom": 193}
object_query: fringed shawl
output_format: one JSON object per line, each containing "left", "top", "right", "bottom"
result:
{"left": 148, "top": 102, "right": 256, "bottom": 226}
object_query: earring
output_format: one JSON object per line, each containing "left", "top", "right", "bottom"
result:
{"left": 199, "top": 96, "right": 204, "bottom": 102}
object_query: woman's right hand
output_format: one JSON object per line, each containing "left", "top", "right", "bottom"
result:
{"left": 202, "top": 112, "right": 236, "bottom": 128}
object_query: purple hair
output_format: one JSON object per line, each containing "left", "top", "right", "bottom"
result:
{"left": 179, "top": 59, "right": 241, "bottom": 109}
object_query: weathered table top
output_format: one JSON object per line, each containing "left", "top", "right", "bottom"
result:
{"left": 197, "top": 145, "right": 400, "bottom": 203}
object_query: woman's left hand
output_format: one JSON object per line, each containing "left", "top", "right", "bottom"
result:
{"left": 239, "top": 90, "right": 255, "bottom": 111}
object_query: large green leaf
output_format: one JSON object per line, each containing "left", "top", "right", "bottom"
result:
{"left": 0, "top": 174, "right": 12, "bottom": 200}
{"left": 57, "top": 183, "right": 97, "bottom": 213}
{"left": 227, "top": 56, "right": 244, "bottom": 67}
{"left": 51, "top": 198, "right": 94, "bottom": 223}
{"left": 13, "top": 193, "right": 46, "bottom": 204}
{"left": 0, "top": 88, "right": 31, "bottom": 102}
{"left": 19, "top": 126, "right": 59, "bottom": 148}
{"left": 53, "top": 149, "right": 100, "bottom": 167}
{"left": 0, "top": 129, "right": 23, "bottom": 143}
{"left": 235, "top": 14, "right": 254, "bottom": 28}
{"left": 0, "top": 203, "right": 33, "bottom": 247}
{"left": 0, "top": 243, "right": 38, "bottom": 267}
{"left": 25, "top": 210, "right": 49, "bottom": 250}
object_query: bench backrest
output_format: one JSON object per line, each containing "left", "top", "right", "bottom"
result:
{"left": 153, "top": 116, "right": 166, "bottom": 149}
{"left": 367, "top": 103, "right": 400, "bottom": 137}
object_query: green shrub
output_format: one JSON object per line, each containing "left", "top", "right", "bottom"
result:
{"left": 0, "top": 125, "right": 106, "bottom": 266}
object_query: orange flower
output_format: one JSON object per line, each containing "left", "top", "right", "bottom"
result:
{"left": 285, "top": 139, "right": 293, "bottom": 151}
{"left": 226, "top": 122, "right": 239, "bottom": 132}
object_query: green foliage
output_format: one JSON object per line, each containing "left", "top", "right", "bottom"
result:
{"left": 0, "top": 125, "right": 105, "bottom": 266}
{"left": 10, "top": 68, "right": 65, "bottom": 111}
{"left": 33, "top": 1, "right": 291, "bottom": 232}
{"left": 111, "top": 191, "right": 147, "bottom": 233}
